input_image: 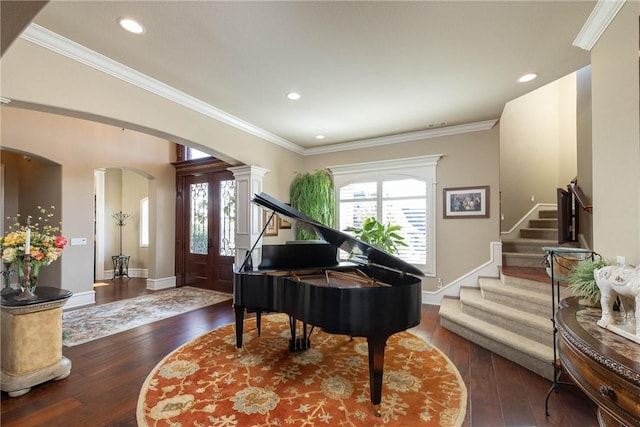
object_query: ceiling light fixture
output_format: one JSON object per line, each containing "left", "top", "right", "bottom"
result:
{"left": 117, "top": 18, "right": 145, "bottom": 34}
{"left": 287, "top": 92, "right": 301, "bottom": 101}
{"left": 518, "top": 73, "right": 538, "bottom": 83}
{"left": 315, "top": 135, "right": 325, "bottom": 140}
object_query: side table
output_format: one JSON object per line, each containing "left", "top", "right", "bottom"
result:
{"left": 1, "top": 286, "right": 73, "bottom": 397}
{"left": 112, "top": 254, "right": 130, "bottom": 279}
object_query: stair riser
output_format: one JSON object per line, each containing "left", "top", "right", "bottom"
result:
{"left": 439, "top": 317, "right": 554, "bottom": 381}
{"left": 520, "top": 228, "right": 557, "bottom": 240}
{"left": 538, "top": 210, "right": 558, "bottom": 219}
{"left": 499, "top": 275, "right": 550, "bottom": 295}
{"left": 529, "top": 219, "right": 558, "bottom": 228}
{"left": 502, "top": 253, "right": 546, "bottom": 268}
{"left": 460, "top": 303, "right": 553, "bottom": 346}
{"left": 481, "top": 289, "right": 551, "bottom": 317}
{"left": 502, "top": 241, "right": 552, "bottom": 253}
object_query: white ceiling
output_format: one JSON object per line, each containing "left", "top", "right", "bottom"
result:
{"left": 15, "top": 1, "right": 597, "bottom": 150}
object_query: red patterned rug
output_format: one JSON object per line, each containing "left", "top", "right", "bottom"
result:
{"left": 137, "top": 314, "right": 467, "bottom": 426}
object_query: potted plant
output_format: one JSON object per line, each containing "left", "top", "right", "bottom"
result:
{"left": 343, "top": 217, "right": 407, "bottom": 255}
{"left": 289, "top": 170, "right": 335, "bottom": 240}
{"left": 567, "top": 256, "right": 612, "bottom": 306}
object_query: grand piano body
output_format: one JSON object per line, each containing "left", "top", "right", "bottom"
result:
{"left": 233, "top": 193, "right": 424, "bottom": 415}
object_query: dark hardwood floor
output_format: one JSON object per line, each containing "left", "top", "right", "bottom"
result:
{"left": 1, "top": 278, "right": 599, "bottom": 426}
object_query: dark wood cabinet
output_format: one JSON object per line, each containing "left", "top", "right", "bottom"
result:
{"left": 556, "top": 298, "right": 640, "bottom": 427}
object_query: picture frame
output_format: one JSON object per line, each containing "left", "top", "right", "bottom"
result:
{"left": 278, "top": 216, "right": 292, "bottom": 229}
{"left": 263, "top": 211, "right": 278, "bottom": 236}
{"left": 443, "top": 186, "right": 490, "bottom": 218}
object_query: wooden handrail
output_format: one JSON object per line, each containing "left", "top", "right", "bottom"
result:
{"left": 569, "top": 179, "right": 592, "bottom": 213}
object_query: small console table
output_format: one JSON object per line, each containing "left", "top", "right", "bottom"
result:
{"left": 1, "top": 286, "right": 73, "bottom": 397}
{"left": 556, "top": 297, "right": 640, "bottom": 427}
{"left": 112, "top": 254, "right": 130, "bottom": 279}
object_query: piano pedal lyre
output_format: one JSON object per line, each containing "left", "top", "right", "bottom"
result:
{"left": 288, "top": 316, "right": 313, "bottom": 351}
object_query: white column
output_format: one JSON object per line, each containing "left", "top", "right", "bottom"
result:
{"left": 229, "top": 165, "right": 269, "bottom": 270}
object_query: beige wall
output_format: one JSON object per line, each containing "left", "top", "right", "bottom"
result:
{"left": 499, "top": 73, "right": 578, "bottom": 231}
{"left": 590, "top": 1, "right": 640, "bottom": 265}
{"left": 1, "top": 37, "right": 303, "bottom": 199}
{"left": 303, "top": 126, "right": 501, "bottom": 291}
{"left": 2, "top": 2, "right": 637, "bottom": 299}
{"left": 0, "top": 150, "right": 62, "bottom": 286}
{"left": 0, "top": 107, "right": 176, "bottom": 301}
{"left": 576, "top": 66, "right": 593, "bottom": 248}
{"left": 103, "top": 169, "right": 150, "bottom": 273}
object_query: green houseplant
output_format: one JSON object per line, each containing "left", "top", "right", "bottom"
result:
{"left": 567, "top": 256, "right": 611, "bottom": 306}
{"left": 289, "top": 170, "right": 335, "bottom": 240}
{"left": 343, "top": 217, "right": 408, "bottom": 255}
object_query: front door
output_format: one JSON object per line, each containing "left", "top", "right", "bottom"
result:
{"left": 178, "top": 170, "right": 235, "bottom": 293}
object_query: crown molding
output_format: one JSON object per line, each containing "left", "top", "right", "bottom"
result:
{"left": 573, "top": 0, "right": 626, "bottom": 51}
{"left": 303, "top": 120, "right": 498, "bottom": 156}
{"left": 20, "top": 23, "right": 498, "bottom": 157}
{"left": 20, "top": 24, "right": 305, "bottom": 155}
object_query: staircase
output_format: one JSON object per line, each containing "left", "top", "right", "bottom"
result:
{"left": 439, "top": 209, "right": 579, "bottom": 380}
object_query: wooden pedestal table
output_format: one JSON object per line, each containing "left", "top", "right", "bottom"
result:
{"left": 556, "top": 297, "right": 640, "bottom": 427}
{"left": 1, "top": 287, "right": 73, "bottom": 397}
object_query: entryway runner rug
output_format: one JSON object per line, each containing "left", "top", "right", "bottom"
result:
{"left": 62, "top": 287, "right": 231, "bottom": 347}
{"left": 137, "top": 313, "right": 467, "bottom": 427}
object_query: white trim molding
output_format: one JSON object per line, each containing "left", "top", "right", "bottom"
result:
{"left": 307, "top": 121, "right": 497, "bottom": 156}
{"left": 20, "top": 24, "right": 304, "bottom": 155}
{"left": 573, "top": 0, "right": 626, "bottom": 51}
{"left": 146, "top": 276, "right": 176, "bottom": 291}
{"left": 421, "top": 241, "right": 502, "bottom": 306}
{"left": 63, "top": 290, "right": 96, "bottom": 310}
{"left": 20, "top": 24, "right": 498, "bottom": 156}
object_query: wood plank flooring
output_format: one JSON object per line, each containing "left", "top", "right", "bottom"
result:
{"left": 1, "top": 278, "right": 599, "bottom": 426}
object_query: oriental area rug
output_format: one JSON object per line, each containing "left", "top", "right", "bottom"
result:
{"left": 137, "top": 314, "right": 467, "bottom": 427}
{"left": 62, "top": 287, "right": 231, "bottom": 347}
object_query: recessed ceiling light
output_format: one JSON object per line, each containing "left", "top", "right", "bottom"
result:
{"left": 315, "top": 135, "right": 325, "bottom": 140}
{"left": 118, "top": 18, "right": 145, "bottom": 34}
{"left": 518, "top": 73, "right": 538, "bottom": 83}
{"left": 287, "top": 92, "right": 301, "bottom": 100}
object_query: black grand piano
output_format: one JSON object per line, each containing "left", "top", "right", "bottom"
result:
{"left": 233, "top": 193, "right": 424, "bottom": 415}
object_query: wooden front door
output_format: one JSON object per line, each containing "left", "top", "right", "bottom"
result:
{"left": 175, "top": 159, "right": 235, "bottom": 293}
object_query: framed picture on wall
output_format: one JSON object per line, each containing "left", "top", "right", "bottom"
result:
{"left": 278, "top": 216, "right": 292, "bottom": 229}
{"left": 443, "top": 185, "right": 490, "bottom": 218}
{"left": 263, "top": 211, "right": 278, "bottom": 236}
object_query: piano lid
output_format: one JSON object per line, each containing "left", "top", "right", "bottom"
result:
{"left": 253, "top": 192, "right": 425, "bottom": 278}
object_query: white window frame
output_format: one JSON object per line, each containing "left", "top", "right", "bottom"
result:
{"left": 329, "top": 155, "right": 441, "bottom": 276}
{"left": 140, "top": 197, "right": 149, "bottom": 247}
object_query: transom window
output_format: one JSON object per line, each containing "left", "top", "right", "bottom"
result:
{"left": 330, "top": 155, "right": 441, "bottom": 275}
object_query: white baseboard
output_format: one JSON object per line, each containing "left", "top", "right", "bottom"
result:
{"left": 146, "top": 276, "right": 176, "bottom": 290}
{"left": 64, "top": 290, "right": 96, "bottom": 310}
{"left": 102, "top": 268, "right": 148, "bottom": 280}
{"left": 421, "top": 241, "right": 502, "bottom": 306}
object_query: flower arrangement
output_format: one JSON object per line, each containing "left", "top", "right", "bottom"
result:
{"left": 1, "top": 206, "right": 68, "bottom": 269}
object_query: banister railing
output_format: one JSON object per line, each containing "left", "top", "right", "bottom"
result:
{"left": 557, "top": 178, "right": 592, "bottom": 244}
{"left": 568, "top": 179, "right": 592, "bottom": 213}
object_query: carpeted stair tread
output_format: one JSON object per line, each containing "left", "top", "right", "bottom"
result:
{"left": 459, "top": 287, "right": 553, "bottom": 346}
{"left": 439, "top": 296, "right": 554, "bottom": 380}
{"left": 479, "top": 277, "right": 553, "bottom": 317}
{"left": 460, "top": 287, "right": 552, "bottom": 328}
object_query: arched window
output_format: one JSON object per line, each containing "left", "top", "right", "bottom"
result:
{"left": 330, "top": 155, "right": 441, "bottom": 275}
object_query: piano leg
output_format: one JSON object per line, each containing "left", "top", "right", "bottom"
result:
{"left": 234, "top": 306, "right": 245, "bottom": 348}
{"left": 367, "top": 335, "right": 389, "bottom": 417}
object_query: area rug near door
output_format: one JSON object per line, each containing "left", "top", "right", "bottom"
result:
{"left": 137, "top": 313, "right": 467, "bottom": 427}
{"left": 62, "top": 287, "right": 231, "bottom": 347}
